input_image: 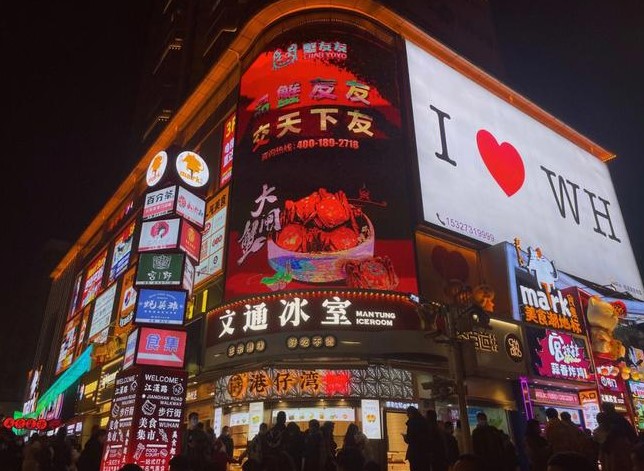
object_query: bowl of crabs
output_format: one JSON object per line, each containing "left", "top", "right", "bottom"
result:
{"left": 267, "top": 188, "right": 398, "bottom": 288}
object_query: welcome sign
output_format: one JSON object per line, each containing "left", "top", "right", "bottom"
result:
{"left": 406, "top": 40, "right": 643, "bottom": 299}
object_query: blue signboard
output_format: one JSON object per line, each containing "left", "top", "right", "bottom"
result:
{"left": 134, "top": 289, "right": 187, "bottom": 325}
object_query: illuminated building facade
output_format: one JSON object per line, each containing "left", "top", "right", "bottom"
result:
{"left": 19, "top": 1, "right": 644, "bottom": 470}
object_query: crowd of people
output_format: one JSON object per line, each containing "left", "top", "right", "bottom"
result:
{"left": 4, "top": 402, "right": 644, "bottom": 471}
{"left": 181, "top": 411, "right": 375, "bottom": 471}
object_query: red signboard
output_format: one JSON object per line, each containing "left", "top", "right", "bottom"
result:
{"left": 135, "top": 327, "right": 187, "bottom": 368}
{"left": 179, "top": 219, "right": 201, "bottom": 263}
{"left": 527, "top": 327, "right": 594, "bottom": 383}
{"left": 81, "top": 250, "right": 108, "bottom": 308}
{"left": 529, "top": 387, "right": 579, "bottom": 407}
{"left": 220, "top": 113, "right": 236, "bottom": 187}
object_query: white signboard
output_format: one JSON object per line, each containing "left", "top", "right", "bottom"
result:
{"left": 89, "top": 283, "right": 118, "bottom": 339}
{"left": 146, "top": 151, "right": 168, "bottom": 187}
{"left": 360, "top": 399, "right": 381, "bottom": 439}
{"left": 176, "top": 151, "right": 209, "bottom": 188}
{"left": 195, "top": 190, "right": 228, "bottom": 286}
{"left": 183, "top": 257, "right": 195, "bottom": 296}
{"left": 248, "top": 402, "right": 264, "bottom": 439}
{"left": 139, "top": 218, "right": 181, "bottom": 252}
{"left": 143, "top": 186, "right": 176, "bottom": 220}
{"left": 176, "top": 186, "right": 206, "bottom": 228}
{"left": 214, "top": 407, "right": 223, "bottom": 437}
{"left": 406, "top": 40, "right": 643, "bottom": 299}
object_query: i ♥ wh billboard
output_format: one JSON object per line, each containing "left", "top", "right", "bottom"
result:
{"left": 406, "top": 40, "right": 643, "bottom": 299}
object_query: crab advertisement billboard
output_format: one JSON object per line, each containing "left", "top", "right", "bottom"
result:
{"left": 224, "top": 26, "right": 417, "bottom": 299}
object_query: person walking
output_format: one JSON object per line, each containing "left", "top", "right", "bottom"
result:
{"left": 303, "top": 420, "right": 324, "bottom": 471}
{"left": 321, "top": 422, "right": 337, "bottom": 471}
{"left": 284, "top": 422, "right": 305, "bottom": 471}
{"left": 337, "top": 424, "right": 365, "bottom": 471}
{"left": 238, "top": 423, "right": 268, "bottom": 468}
{"left": 51, "top": 428, "right": 72, "bottom": 471}
{"left": 524, "top": 419, "right": 550, "bottom": 471}
{"left": 403, "top": 406, "right": 430, "bottom": 471}
{"left": 443, "top": 421, "right": 460, "bottom": 469}
{"left": 426, "top": 410, "right": 448, "bottom": 471}
{"left": 77, "top": 429, "right": 107, "bottom": 471}
{"left": 471, "top": 412, "right": 504, "bottom": 471}
{"left": 544, "top": 408, "right": 581, "bottom": 455}
{"left": 600, "top": 403, "right": 637, "bottom": 471}
{"left": 264, "top": 411, "right": 288, "bottom": 471}
{"left": 219, "top": 426, "right": 235, "bottom": 466}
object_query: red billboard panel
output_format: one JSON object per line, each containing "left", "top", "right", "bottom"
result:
{"left": 224, "top": 26, "right": 417, "bottom": 299}
{"left": 135, "top": 327, "right": 187, "bottom": 368}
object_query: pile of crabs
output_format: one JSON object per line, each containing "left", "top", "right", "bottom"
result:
{"left": 273, "top": 188, "right": 399, "bottom": 289}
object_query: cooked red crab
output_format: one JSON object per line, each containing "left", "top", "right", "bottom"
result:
{"left": 345, "top": 256, "right": 399, "bottom": 290}
{"left": 275, "top": 224, "right": 308, "bottom": 252}
{"left": 318, "top": 226, "right": 360, "bottom": 251}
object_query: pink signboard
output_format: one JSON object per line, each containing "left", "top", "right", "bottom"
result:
{"left": 135, "top": 327, "right": 187, "bottom": 368}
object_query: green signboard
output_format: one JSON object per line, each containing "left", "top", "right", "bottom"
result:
{"left": 135, "top": 253, "right": 185, "bottom": 287}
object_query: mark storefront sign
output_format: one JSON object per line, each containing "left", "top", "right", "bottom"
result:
{"left": 134, "top": 289, "right": 187, "bottom": 325}
{"left": 526, "top": 327, "right": 594, "bottom": 382}
{"left": 213, "top": 366, "right": 413, "bottom": 405}
{"left": 206, "top": 291, "right": 425, "bottom": 347}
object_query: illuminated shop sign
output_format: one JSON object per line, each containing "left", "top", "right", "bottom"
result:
{"left": 176, "top": 187, "right": 206, "bottom": 228}
{"left": 134, "top": 289, "right": 187, "bottom": 325}
{"left": 134, "top": 327, "right": 187, "bottom": 368}
{"left": 213, "top": 366, "right": 413, "bottom": 405}
{"left": 630, "top": 382, "right": 644, "bottom": 399}
{"left": 102, "top": 368, "right": 188, "bottom": 471}
{"left": 81, "top": 250, "right": 108, "bottom": 308}
{"left": 360, "top": 399, "right": 381, "bottom": 439}
{"left": 225, "top": 26, "right": 417, "bottom": 299}
{"left": 96, "top": 359, "right": 122, "bottom": 404}
{"left": 143, "top": 186, "right": 176, "bottom": 220}
{"left": 194, "top": 188, "right": 228, "bottom": 286}
{"left": 595, "top": 358, "right": 628, "bottom": 411}
{"left": 88, "top": 283, "right": 118, "bottom": 340}
{"left": 176, "top": 151, "right": 209, "bottom": 188}
{"left": 23, "top": 367, "right": 42, "bottom": 415}
{"left": 109, "top": 221, "right": 136, "bottom": 283}
{"left": 114, "top": 266, "right": 137, "bottom": 338}
{"left": 206, "top": 291, "right": 423, "bottom": 347}
{"left": 220, "top": 113, "right": 236, "bottom": 187}
{"left": 512, "top": 243, "right": 585, "bottom": 334}
{"left": 529, "top": 387, "right": 579, "bottom": 407}
{"left": 526, "top": 327, "right": 594, "bottom": 382}
{"left": 179, "top": 219, "right": 201, "bottom": 262}
{"left": 56, "top": 315, "right": 81, "bottom": 375}
{"left": 146, "top": 151, "right": 168, "bottom": 187}
{"left": 272, "top": 407, "right": 355, "bottom": 423}
{"left": 406, "top": 39, "right": 643, "bottom": 299}
{"left": 136, "top": 253, "right": 187, "bottom": 288}
{"left": 3, "top": 417, "right": 61, "bottom": 431}
{"left": 139, "top": 218, "right": 181, "bottom": 252}
{"left": 76, "top": 367, "right": 101, "bottom": 413}
{"left": 579, "top": 390, "right": 601, "bottom": 431}
{"left": 67, "top": 272, "right": 83, "bottom": 320}
{"left": 584, "top": 295, "right": 628, "bottom": 361}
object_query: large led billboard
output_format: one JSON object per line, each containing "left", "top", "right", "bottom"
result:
{"left": 88, "top": 283, "right": 118, "bottom": 340}
{"left": 109, "top": 221, "right": 136, "bottom": 283}
{"left": 224, "top": 27, "right": 417, "bottom": 298}
{"left": 406, "top": 40, "right": 643, "bottom": 299}
{"left": 194, "top": 188, "right": 228, "bottom": 286}
{"left": 81, "top": 250, "right": 108, "bottom": 308}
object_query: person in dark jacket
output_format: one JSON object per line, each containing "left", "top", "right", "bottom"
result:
{"left": 471, "top": 412, "right": 504, "bottom": 471}
{"left": 524, "top": 419, "right": 550, "bottom": 471}
{"left": 443, "top": 421, "right": 460, "bottom": 468}
{"left": 426, "top": 410, "right": 448, "bottom": 471}
{"left": 303, "top": 420, "right": 324, "bottom": 471}
{"left": 403, "top": 406, "right": 430, "bottom": 471}
{"left": 285, "top": 422, "right": 305, "bottom": 471}
{"left": 52, "top": 428, "right": 72, "bottom": 471}
{"left": 77, "top": 429, "right": 107, "bottom": 471}
{"left": 219, "top": 426, "right": 235, "bottom": 464}
{"left": 265, "top": 412, "right": 288, "bottom": 471}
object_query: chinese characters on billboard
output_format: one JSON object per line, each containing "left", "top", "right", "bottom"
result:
{"left": 220, "top": 113, "right": 236, "bottom": 187}
{"left": 194, "top": 188, "right": 228, "bottom": 286}
{"left": 143, "top": 186, "right": 176, "bottom": 220}
{"left": 114, "top": 267, "right": 137, "bottom": 338}
{"left": 527, "top": 327, "right": 594, "bottom": 383}
{"left": 176, "top": 187, "right": 206, "bottom": 228}
{"left": 135, "top": 327, "right": 187, "bottom": 368}
{"left": 81, "top": 250, "right": 108, "bottom": 308}
{"left": 224, "top": 28, "right": 417, "bottom": 298}
{"left": 88, "top": 283, "right": 118, "bottom": 340}
{"left": 139, "top": 219, "right": 181, "bottom": 252}
{"left": 134, "top": 289, "right": 187, "bottom": 325}
{"left": 56, "top": 316, "right": 81, "bottom": 375}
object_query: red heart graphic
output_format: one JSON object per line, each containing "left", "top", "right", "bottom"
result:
{"left": 476, "top": 129, "right": 525, "bottom": 197}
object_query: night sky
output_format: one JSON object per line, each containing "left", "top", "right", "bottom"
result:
{"left": 2, "top": 1, "right": 643, "bottom": 403}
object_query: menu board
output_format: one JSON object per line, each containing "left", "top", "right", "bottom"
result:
{"left": 101, "top": 371, "right": 138, "bottom": 471}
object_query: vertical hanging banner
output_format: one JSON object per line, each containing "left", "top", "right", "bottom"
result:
{"left": 195, "top": 188, "right": 229, "bottom": 286}
{"left": 101, "top": 367, "right": 188, "bottom": 471}
{"left": 220, "top": 113, "right": 236, "bottom": 187}
{"left": 224, "top": 26, "right": 417, "bottom": 298}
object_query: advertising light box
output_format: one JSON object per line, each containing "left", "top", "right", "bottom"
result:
{"left": 67, "top": 272, "right": 83, "bottom": 320}
{"left": 109, "top": 221, "right": 136, "bottom": 283}
{"left": 139, "top": 218, "right": 181, "bottom": 252}
{"left": 146, "top": 151, "right": 169, "bottom": 187}
{"left": 361, "top": 399, "right": 381, "bottom": 439}
{"left": 135, "top": 327, "right": 187, "bottom": 368}
{"left": 220, "top": 113, "right": 236, "bottom": 187}
{"left": 526, "top": 327, "right": 594, "bottom": 383}
{"left": 134, "top": 289, "right": 187, "bottom": 325}
{"left": 123, "top": 329, "right": 138, "bottom": 370}
{"left": 224, "top": 27, "right": 418, "bottom": 299}
{"left": 406, "top": 39, "right": 643, "bottom": 299}
{"left": 195, "top": 188, "right": 228, "bottom": 286}
{"left": 143, "top": 186, "right": 176, "bottom": 220}
{"left": 114, "top": 266, "right": 137, "bottom": 338}
{"left": 135, "top": 253, "right": 186, "bottom": 287}
{"left": 179, "top": 219, "right": 201, "bottom": 262}
{"left": 55, "top": 316, "right": 81, "bottom": 375}
{"left": 176, "top": 186, "right": 206, "bottom": 228}
{"left": 81, "top": 250, "right": 108, "bottom": 308}
{"left": 88, "top": 283, "right": 118, "bottom": 340}
{"left": 176, "top": 151, "right": 209, "bottom": 188}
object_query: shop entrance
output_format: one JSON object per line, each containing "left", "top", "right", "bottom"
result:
{"left": 385, "top": 411, "right": 409, "bottom": 471}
